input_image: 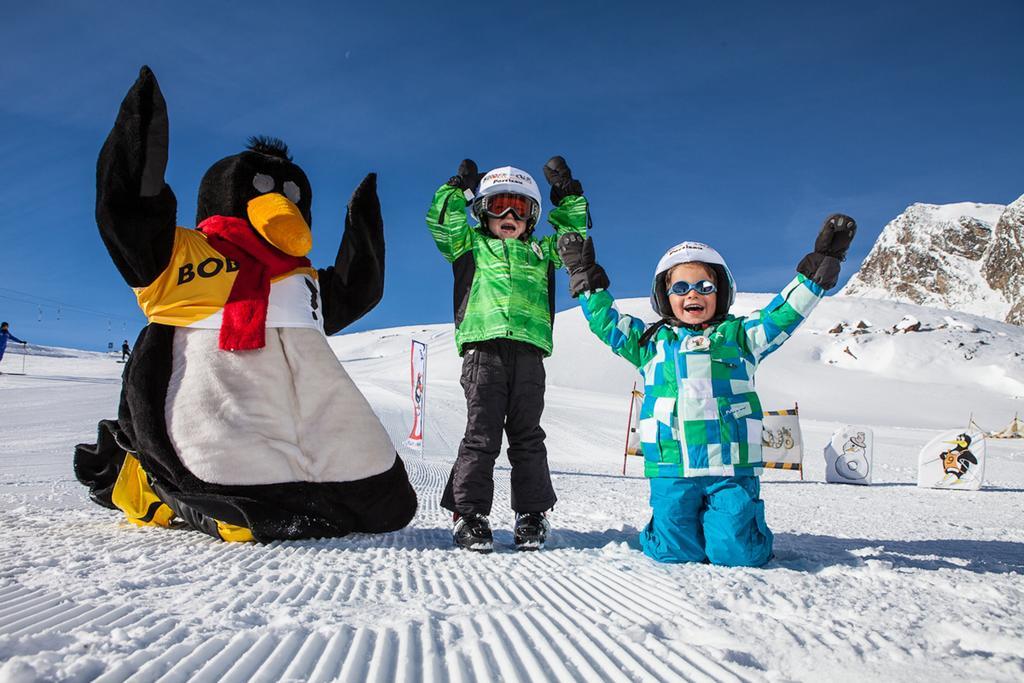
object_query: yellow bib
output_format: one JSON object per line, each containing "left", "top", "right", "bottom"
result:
{"left": 134, "top": 228, "right": 322, "bottom": 331}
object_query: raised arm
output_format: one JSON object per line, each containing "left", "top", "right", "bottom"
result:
{"left": 96, "top": 66, "right": 178, "bottom": 288}
{"left": 557, "top": 233, "right": 652, "bottom": 368}
{"left": 318, "top": 173, "right": 386, "bottom": 335}
{"left": 738, "top": 275, "right": 824, "bottom": 362}
{"left": 741, "top": 214, "right": 857, "bottom": 361}
{"left": 581, "top": 289, "right": 655, "bottom": 369}
{"left": 425, "top": 159, "right": 481, "bottom": 263}
{"left": 540, "top": 155, "right": 589, "bottom": 265}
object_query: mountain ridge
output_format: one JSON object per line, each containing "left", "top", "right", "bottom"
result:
{"left": 841, "top": 195, "right": 1024, "bottom": 325}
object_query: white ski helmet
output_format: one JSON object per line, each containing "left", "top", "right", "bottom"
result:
{"left": 470, "top": 166, "right": 544, "bottom": 231}
{"left": 650, "top": 241, "right": 736, "bottom": 319}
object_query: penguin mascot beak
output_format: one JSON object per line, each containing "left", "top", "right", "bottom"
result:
{"left": 246, "top": 192, "right": 313, "bottom": 257}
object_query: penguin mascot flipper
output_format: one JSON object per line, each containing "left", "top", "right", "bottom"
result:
{"left": 319, "top": 172, "right": 385, "bottom": 335}
{"left": 75, "top": 65, "right": 181, "bottom": 517}
{"left": 76, "top": 66, "right": 417, "bottom": 542}
{"left": 95, "top": 65, "right": 176, "bottom": 288}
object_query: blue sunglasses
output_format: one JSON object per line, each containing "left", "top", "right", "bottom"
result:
{"left": 666, "top": 279, "right": 717, "bottom": 296}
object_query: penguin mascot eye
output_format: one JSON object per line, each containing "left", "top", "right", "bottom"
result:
{"left": 283, "top": 180, "right": 301, "bottom": 203}
{"left": 252, "top": 173, "right": 275, "bottom": 193}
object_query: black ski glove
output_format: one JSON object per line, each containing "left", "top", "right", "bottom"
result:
{"left": 446, "top": 158, "right": 483, "bottom": 196}
{"left": 814, "top": 213, "right": 857, "bottom": 260}
{"left": 557, "top": 233, "right": 610, "bottom": 297}
{"left": 797, "top": 213, "right": 858, "bottom": 290}
{"left": 543, "top": 155, "right": 585, "bottom": 206}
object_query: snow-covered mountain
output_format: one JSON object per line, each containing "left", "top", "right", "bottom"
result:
{"left": 841, "top": 195, "right": 1024, "bottom": 325}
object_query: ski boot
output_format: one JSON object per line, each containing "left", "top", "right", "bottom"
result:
{"left": 514, "top": 512, "right": 550, "bottom": 550}
{"left": 453, "top": 513, "right": 493, "bottom": 553}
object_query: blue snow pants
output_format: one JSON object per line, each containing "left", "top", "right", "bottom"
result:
{"left": 639, "top": 475, "right": 773, "bottom": 567}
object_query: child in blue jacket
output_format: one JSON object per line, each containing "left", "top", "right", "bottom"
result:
{"left": 557, "top": 214, "right": 857, "bottom": 566}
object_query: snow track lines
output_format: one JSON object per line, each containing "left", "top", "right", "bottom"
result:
{"left": 0, "top": 453, "right": 761, "bottom": 682}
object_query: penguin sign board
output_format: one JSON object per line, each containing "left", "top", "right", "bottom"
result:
{"left": 73, "top": 66, "right": 417, "bottom": 542}
{"left": 917, "top": 428, "right": 986, "bottom": 490}
{"left": 824, "top": 426, "right": 873, "bottom": 485}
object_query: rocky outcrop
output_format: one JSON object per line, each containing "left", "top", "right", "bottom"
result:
{"left": 841, "top": 196, "right": 1023, "bottom": 325}
{"left": 981, "top": 196, "right": 1024, "bottom": 324}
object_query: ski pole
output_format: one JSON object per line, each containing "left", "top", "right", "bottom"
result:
{"left": 21, "top": 342, "right": 27, "bottom": 374}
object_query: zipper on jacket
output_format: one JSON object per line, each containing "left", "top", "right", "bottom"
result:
{"left": 438, "top": 194, "right": 451, "bottom": 225}
{"left": 670, "top": 339, "right": 687, "bottom": 470}
{"left": 712, "top": 358, "right": 738, "bottom": 369}
{"left": 504, "top": 240, "right": 513, "bottom": 336}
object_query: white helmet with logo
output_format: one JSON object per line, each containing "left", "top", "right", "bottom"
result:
{"left": 650, "top": 241, "right": 736, "bottom": 319}
{"left": 470, "top": 166, "right": 544, "bottom": 231}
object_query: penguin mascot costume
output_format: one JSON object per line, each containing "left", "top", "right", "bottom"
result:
{"left": 74, "top": 66, "right": 417, "bottom": 542}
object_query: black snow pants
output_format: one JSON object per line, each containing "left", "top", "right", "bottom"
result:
{"left": 441, "top": 339, "right": 557, "bottom": 516}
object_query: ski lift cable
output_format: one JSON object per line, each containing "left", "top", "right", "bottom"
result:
{"left": 0, "top": 292, "right": 133, "bottom": 323}
{"left": 0, "top": 288, "right": 136, "bottom": 322}
{"left": 0, "top": 288, "right": 133, "bottom": 320}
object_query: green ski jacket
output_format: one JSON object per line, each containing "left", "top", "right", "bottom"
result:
{"left": 426, "top": 184, "right": 588, "bottom": 356}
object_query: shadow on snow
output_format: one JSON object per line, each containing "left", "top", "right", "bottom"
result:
{"left": 772, "top": 532, "right": 1024, "bottom": 574}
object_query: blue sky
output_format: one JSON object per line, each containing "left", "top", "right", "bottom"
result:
{"left": 1, "top": 1, "right": 1022, "bottom": 349}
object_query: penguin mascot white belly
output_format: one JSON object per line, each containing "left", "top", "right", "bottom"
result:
{"left": 73, "top": 66, "right": 417, "bottom": 542}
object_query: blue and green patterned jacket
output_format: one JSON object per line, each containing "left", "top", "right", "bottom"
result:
{"left": 582, "top": 274, "right": 824, "bottom": 478}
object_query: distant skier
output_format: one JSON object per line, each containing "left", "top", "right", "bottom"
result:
{"left": 121, "top": 339, "right": 131, "bottom": 361}
{"left": 425, "top": 157, "right": 588, "bottom": 552}
{"left": 559, "top": 213, "right": 857, "bottom": 566}
{"left": 0, "top": 321, "right": 27, "bottom": 372}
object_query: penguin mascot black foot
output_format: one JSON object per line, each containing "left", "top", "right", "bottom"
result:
{"left": 74, "top": 66, "right": 417, "bottom": 542}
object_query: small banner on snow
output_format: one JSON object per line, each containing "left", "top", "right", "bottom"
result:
{"left": 917, "top": 427, "right": 986, "bottom": 490}
{"left": 824, "top": 426, "right": 874, "bottom": 485}
{"left": 761, "top": 406, "right": 804, "bottom": 476}
{"left": 622, "top": 382, "right": 644, "bottom": 475}
{"left": 404, "top": 340, "right": 427, "bottom": 452}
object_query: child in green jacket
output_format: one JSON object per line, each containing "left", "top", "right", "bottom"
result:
{"left": 426, "top": 157, "right": 588, "bottom": 552}
{"left": 557, "top": 215, "right": 857, "bottom": 565}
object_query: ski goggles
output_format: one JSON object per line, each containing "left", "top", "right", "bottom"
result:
{"left": 477, "top": 193, "right": 539, "bottom": 222}
{"left": 666, "top": 279, "right": 717, "bottom": 296}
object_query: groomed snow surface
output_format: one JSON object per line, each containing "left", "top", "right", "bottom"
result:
{"left": 1, "top": 294, "right": 1023, "bottom": 682}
